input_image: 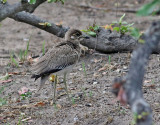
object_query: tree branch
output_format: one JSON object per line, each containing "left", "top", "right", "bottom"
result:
{"left": 25, "top": 0, "right": 46, "bottom": 13}
{"left": 112, "top": 21, "right": 160, "bottom": 125}
{"left": 0, "top": 1, "right": 28, "bottom": 21}
{"left": 0, "top": 0, "right": 46, "bottom": 21}
{"left": 10, "top": 11, "right": 69, "bottom": 37}
{"left": 1, "top": 0, "right": 160, "bottom": 54}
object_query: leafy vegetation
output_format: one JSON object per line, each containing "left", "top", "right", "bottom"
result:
{"left": 1, "top": 0, "right": 7, "bottom": 4}
{"left": 28, "top": 0, "right": 36, "bottom": 4}
{"left": 20, "top": 91, "right": 32, "bottom": 100}
{"left": 112, "top": 13, "right": 134, "bottom": 34}
{"left": 137, "top": 0, "right": 160, "bottom": 16}
{"left": 81, "top": 23, "right": 99, "bottom": 37}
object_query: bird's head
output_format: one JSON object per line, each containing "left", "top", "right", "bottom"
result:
{"left": 65, "top": 29, "right": 88, "bottom": 44}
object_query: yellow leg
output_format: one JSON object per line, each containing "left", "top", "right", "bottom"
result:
{"left": 50, "top": 75, "right": 58, "bottom": 103}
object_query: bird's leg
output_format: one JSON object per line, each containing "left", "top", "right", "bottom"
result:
{"left": 37, "top": 75, "right": 48, "bottom": 92}
{"left": 50, "top": 74, "right": 58, "bottom": 103}
{"left": 63, "top": 72, "right": 70, "bottom": 101}
{"left": 53, "top": 75, "right": 58, "bottom": 103}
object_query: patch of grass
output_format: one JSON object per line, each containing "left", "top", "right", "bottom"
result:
{"left": 0, "top": 86, "right": 7, "bottom": 106}
{"left": 71, "top": 97, "right": 75, "bottom": 105}
{"left": 82, "top": 62, "right": 87, "bottom": 77}
{"left": 42, "top": 41, "right": 45, "bottom": 56}
{"left": 17, "top": 113, "right": 25, "bottom": 125}
{"left": 24, "top": 40, "right": 30, "bottom": 59}
{"left": 18, "top": 38, "right": 31, "bottom": 62}
{"left": 10, "top": 52, "right": 19, "bottom": 67}
{"left": 152, "top": 79, "right": 155, "bottom": 84}
{"left": 82, "top": 88, "right": 87, "bottom": 97}
{"left": 89, "top": 91, "right": 93, "bottom": 98}
{"left": 53, "top": 103, "right": 58, "bottom": 111}
{"left": 108, "top": 55, "right": 111, "bottom": 65}
{"left": 131, "top": 112, "right": 150, "bottom": 125}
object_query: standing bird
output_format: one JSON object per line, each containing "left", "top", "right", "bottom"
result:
{"left": 31, "top": 29, "right": 86, "bottom": 101}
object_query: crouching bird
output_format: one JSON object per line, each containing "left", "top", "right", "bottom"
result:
{"left": 31, "top": 29, "right": 87, "bottom": 102}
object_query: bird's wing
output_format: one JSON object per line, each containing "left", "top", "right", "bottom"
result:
{"left": 31, "top": 43, "right": 80, "bottom": 79}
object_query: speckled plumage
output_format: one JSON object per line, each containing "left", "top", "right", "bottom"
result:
{"left": 31, "top": 29, "right": 83, "bottom": 91}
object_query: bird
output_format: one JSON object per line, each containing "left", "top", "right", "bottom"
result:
{"left": 30, "top": 28, "right": 87, "bottom": 102}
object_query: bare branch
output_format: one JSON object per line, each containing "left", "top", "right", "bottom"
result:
{"left": 112, "top": 21, "right": 160, "bottom": 125}
{"left": 25, "top": 0, "right": 46, "bottom": 13}
{"left": 0, "top": 0, "right": 46, "bottom": 21}
{"left": 0, "top": 1, "right": 28, "bottom": 21}
{"left": 10, "top": 11, "right": 69, "bottom": 37}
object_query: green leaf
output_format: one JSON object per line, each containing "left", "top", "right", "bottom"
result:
{"left": 126, "top": 23, "right": 134, "bottom": 27}
{"left": 81, "top": 29, "right": 89, "bottom": 32}
{"left": 93, "top": 25, "right": 99, "bottom": 31}
{"left": 121, "top": 21, "right": 128, "bottom": 25}
{"left": 46, "top": 23, "right": 52, "bottom": 27}
{"left": 60, "top": 0, "right": 65, "bottom": 4}
{"left": 28, "top": 0, "right": 36, "bottom": 4}
{"left": 130, "top": 28, "right": 141, "bottom": 39}
{"left": 112, "top": 21, "right": 119, "bottom": 24}
{"left": 120, "top": 26, "right": 128, "bottom": 34}
{"left": 137, "top": 0, "right": 160, "bottom": 16}
{"left": 119, "top": 13, "right": 126, "bottom": 23}
{"left": 138, "top": 39, "right": 145, "bottom": 44}
{"left": 2, "top": 0, "right": 7, "bottom": 4}
{"left": 113, "top": 27, "right": 120, "bottom": 32}
{"left": 87, "top": 31, "right": 96, "bottom": 37}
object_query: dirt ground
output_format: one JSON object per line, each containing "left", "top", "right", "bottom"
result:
{"left": 1, "top": 0, "right": 160, "bottom": 125}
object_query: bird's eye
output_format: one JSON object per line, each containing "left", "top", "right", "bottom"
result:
{"left": 71, "top": 35, "right": 75, "bottom": 39}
